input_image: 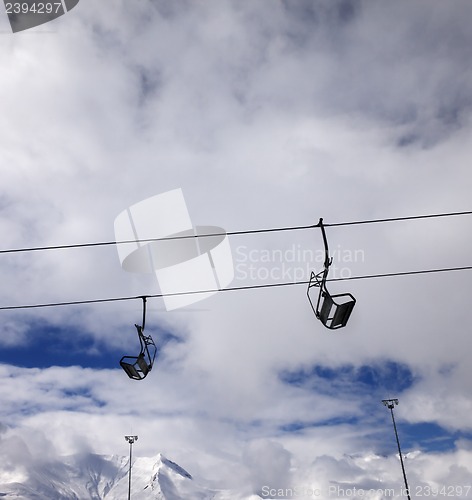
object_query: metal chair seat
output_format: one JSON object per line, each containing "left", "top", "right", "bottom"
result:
{"left": 317, "top": 290, "right": 356, "bottom": 329}
{"left": 120, "top": 354, "right": 151, "bottom": 380}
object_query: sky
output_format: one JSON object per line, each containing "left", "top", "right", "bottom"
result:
{"left": 1, "top": 0, "right": 472, "bottom": 498}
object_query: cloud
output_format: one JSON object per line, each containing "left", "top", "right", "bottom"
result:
{"left": 242, "top": 440, "right": 292, "bottom": 495}
{"left": 0, "top": 0, "right": 472, "bottom": 494}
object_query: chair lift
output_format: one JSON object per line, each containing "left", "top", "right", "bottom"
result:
{"left": 307, "top": 218, "right": 356, "bottom": 330}
{"left": 120, "top": 297, "right": 157, "bottom": 380}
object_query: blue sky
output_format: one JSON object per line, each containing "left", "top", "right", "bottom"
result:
{"left": 0, "top": 317, "right": 179, "bottom": 369}
{"left": 1, "top": 0, "right": 472, "bottom": 497}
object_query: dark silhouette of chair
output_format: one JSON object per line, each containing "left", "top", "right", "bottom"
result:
{"left": 120, "top": 298, "right": 157, "bottom": 380}
{"left": 307, "top": 219, "right": 356, "bottom": 330}
{"left": 308, "top": 272, "right": 356, "bottom": 329}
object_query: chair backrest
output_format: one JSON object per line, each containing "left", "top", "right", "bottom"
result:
{"left": 317, "top": 291, "right": 356, "bottom": 329}
{"left": 318, "top": 291, "right": 334, "bottom": 324}
{"left": 330, "top": 295, "right": 356, "bottom": 328}
{"left": 136, "top": 354, "right": 150, "bottom": 374}
{"left": 120, "top": 354, "right": 151, "bottom": 380}
{"left": 120, "top": 358, "right": 142, "bottom": 380}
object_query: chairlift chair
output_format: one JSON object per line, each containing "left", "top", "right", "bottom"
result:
{"left": 120, "top": 297, "right": 157, "bottom": 380}
{"left": 307, "top": 219, "right": 356, "bottom": 330}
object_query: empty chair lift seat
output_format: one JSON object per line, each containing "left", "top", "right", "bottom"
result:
{"left": 120, "top": 297, "right": 157, "bottom": 380}
{"left": 306, "top": 217, "right": 357, "bottom": 331}
{"left": 317, "top": 290, "right": 356, "bottom": 329}
{"left": 120, "top": 353, "right": 152, "bottom": 380}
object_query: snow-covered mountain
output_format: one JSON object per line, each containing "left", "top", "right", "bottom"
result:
{"left": 0, "top": 452, "right": 257, "bottom": 499}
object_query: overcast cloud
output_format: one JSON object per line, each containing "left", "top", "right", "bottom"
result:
{"left": 1, "top": 0, "right": 472, "bottom": 497}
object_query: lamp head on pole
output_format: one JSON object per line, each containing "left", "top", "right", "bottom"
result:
{"left": 125, "top": 435, "right": 138, "bottom": 444}
{"left": 382, "top": 398, "right": 399, "bottom": 409}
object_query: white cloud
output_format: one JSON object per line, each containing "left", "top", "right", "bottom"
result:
{"left": 0, "top": 0, "right": 472, "bottom": 494}
{"left": 243, "top": 440, "right": 292, "bottom": 495}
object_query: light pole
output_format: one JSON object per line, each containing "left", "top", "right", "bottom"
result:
{"left": 125, "top": 435, "right": 138, "bottom": 500}
{"left": 382, "top": 399, "right": 411, "bottom": 500}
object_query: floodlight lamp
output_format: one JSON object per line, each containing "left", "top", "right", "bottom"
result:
{"left": 382, "top": 399, "right": 397, "bottom": 409}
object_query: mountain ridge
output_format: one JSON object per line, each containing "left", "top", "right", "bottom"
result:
{"left": 0, "top": 451, "right": 258, "bottom": 499}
